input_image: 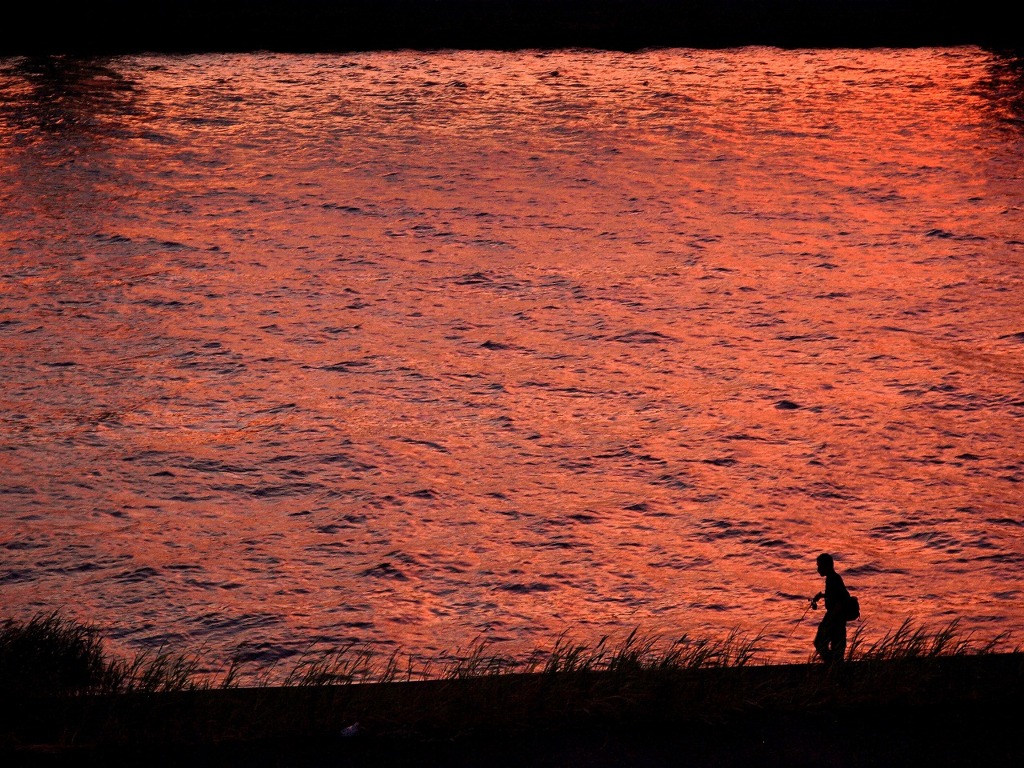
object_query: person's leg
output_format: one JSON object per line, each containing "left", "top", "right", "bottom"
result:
{"left": 832, "top": 619, "right": 847, "bottom": 662}
{"left": 814, "top": 617, "right": 832, "bottom": 662}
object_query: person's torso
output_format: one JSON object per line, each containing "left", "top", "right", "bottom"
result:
{"left": 824, "top": 573, "right": 849, "bottom": 614}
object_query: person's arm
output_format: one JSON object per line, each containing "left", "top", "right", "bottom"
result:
{"left": 811, "top": 591, "right": 825, "bottom": 609}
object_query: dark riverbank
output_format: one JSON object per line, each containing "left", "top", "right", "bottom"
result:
{"left": 2, "top": 1, "right": 1020, "bottom": 55}
{"left": 4, "top": 653, "right": 1022, "bottom": 766}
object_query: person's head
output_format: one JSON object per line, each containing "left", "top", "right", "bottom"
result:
{"left": 816, "top": 553, "right": 835, "bottom": 576}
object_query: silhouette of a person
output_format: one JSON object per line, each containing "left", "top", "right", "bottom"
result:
{"left": 811, "top": 553, "right": 850, "bottom": 663}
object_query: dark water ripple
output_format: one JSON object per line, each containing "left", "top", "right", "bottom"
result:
{"left": 1, "top": 48, "right": 1023, "bottom": 666}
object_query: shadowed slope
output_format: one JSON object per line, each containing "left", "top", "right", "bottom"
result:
{"left": 2, "top": 613, "right": 1021, "bottom": 766}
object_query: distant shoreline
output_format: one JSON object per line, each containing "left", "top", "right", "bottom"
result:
{"left": 2, "top": 1, "right": 1020, "bottom": 56}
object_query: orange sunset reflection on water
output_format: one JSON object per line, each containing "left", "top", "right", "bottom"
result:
{"left": 1, "top": 47, "right": 1022, "bottom": 667}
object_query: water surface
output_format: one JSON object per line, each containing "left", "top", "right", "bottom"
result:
{"left": 1, "top": 48, "right": 1023, "bottom": 665}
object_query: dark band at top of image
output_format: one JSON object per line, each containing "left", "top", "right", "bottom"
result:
{"left": 1, "top": 0, "right": 1020, "bottom": 56}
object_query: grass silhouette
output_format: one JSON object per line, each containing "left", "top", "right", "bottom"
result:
{"left": 2, "top": 611, "right": 1020, "bottom": 766}
{"left": 847, "top": 617, "right": 1010, "bottom": 661}
{"left": 2, "top": 611, "right": 1016, "bottom": 695}
{"left": 1, "top": 612, "right": 205, "bottom": 696}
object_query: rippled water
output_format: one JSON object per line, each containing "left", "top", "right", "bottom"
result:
{"left": 2, "top": 48, "right": 1023, "bottom": 666}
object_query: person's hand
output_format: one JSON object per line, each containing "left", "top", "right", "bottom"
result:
{"left": 811, "top": 598, "right": 819, "bottom": 610}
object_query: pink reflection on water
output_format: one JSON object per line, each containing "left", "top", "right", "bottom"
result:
{"left": 1, "top": 48, "right": 1022, "bottom": 668}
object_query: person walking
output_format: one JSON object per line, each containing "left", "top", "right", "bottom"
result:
{"left": 811, "top": 553, "right": 850, "bottom": 663}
